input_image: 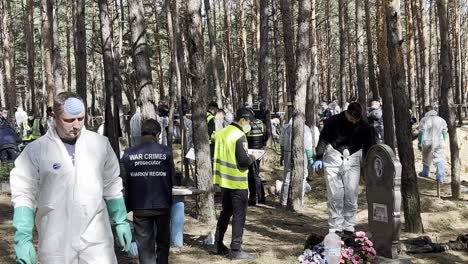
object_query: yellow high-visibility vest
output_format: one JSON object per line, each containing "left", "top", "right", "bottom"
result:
{"left": 22, "top": 119, "right": 41, "bottom": 141}
{"left": 213, "top": 125, "right": 249, "bottom": 189}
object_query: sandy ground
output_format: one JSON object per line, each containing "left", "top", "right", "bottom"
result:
{"left": 0, "top": 127, "right": 467, "bottom": 264}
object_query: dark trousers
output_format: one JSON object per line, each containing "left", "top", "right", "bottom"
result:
{"left": 0, "top": 147, "right": 17, "bottom": 161}
{"left": 133, "top": 210, "right": 171, "bottom": 264}
{"left": 248, "top": 160, "right": 265, "bottom": 204}
{"left": 214, "top": 188, "right": 248, "bottom": 251}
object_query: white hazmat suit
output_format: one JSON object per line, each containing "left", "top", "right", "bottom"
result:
{"left": 418, "top": 110, "right": 447, "bottom": 181}
{"left": 10, "top": 123, "right": 123, "bottom": 263}
{"left": 280, "top": 120, "right": 319, "bottom": 206}
{"left": 323, "top": 145, "right": 362, "bottom": 232}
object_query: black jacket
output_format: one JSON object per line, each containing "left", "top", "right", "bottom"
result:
{"left": 315, "top": 112, "right": 375, "bottom": 160}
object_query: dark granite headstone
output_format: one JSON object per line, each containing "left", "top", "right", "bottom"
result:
{"left": 364, "top": 144, "right": 402, "bottom": 259}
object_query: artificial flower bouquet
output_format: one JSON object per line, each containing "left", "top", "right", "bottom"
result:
{"left": 298, "top": 231, "right": 377, "bottom": 264}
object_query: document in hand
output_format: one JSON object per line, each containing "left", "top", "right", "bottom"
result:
{"left": 248, "top": 149, "right": 266, "bottom": 160}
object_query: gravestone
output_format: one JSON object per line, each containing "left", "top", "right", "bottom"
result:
{"left": 364, "top": 144, "right": 402, "bottom": 259}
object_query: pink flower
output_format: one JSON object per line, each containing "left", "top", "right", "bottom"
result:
{"left": 351, "top": 255, "right": 363, "bottom": 264}
{"left": 365, "top": 240, "right": 374, "bottom": 247}
{"left": 355, "top": 231, "right": 366, "bottom": 238}
{"left": 341, "top": 247, "right": 353, "bottom": 259}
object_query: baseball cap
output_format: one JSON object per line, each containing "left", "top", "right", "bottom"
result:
{"left": 236, "top": 107, "right": 255, "bottom": 122}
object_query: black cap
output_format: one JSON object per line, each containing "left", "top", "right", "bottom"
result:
{"left": 208, "top": 101, "right": 219, "bottom": 108}
{"left": 236, "top": 107, "right": 255, "bottom": 121}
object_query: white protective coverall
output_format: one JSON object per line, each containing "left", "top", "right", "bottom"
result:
{"left": 323, "top": 145, "right": 362, "bottom": 232}
{"left": 129, "top": 110, "right": 142, "bottom": 147}
{"left": 419, "top": 110, "right": 447, "bottom": 176}
{"left": 10, "top": 123, "right": 123, "bottom": 263}
{"left": 280, "top": 120, "right": 319, "bottom": 206}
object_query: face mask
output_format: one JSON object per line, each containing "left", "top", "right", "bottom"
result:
{"left": 242, "top": 123, "right": 251, "bottom": 133}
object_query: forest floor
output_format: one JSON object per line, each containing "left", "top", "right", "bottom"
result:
{"left": 0, "top": 126, "right": 468, "bottom": 264}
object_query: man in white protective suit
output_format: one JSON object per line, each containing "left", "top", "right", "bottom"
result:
{"left": 313, "top": 102, "right": 375, "bottom": 237}
{"left": 418, "top": 105, "right": 448, "bottom": 182}
{"left": 280, "top": 118, "right": 320, "bottom": 207}
{"left": 10, "top": 92, "right": 132, "bottom": 264}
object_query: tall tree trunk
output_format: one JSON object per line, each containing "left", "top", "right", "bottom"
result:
{"left": 41, "top": 0, "right": 53, "bottom": 107}
{"left": 239, "top": 0, "right": 252, "bottom": 106}
{"left": 272, "top": 0, "right": 283, "bottom": 112}
{"left": 24, "top": 0, "right": 36, "bottom": 114}
{"left": 355, "top": 0, "right": 366, "bottom": 111}
{"left": 413, "top": 0, "right": 430, "bottom": 107}
{"left": 385, "top": 0, "right": 424, "bottom": 233}
{"left": 50, "top": 0, "right": 64, "bottom": 95}
{"left": 345, "top": 3, "right": 355, "bottom": 101}
{"left": 436, "top": 0, "right": 461, "bottom": 199}
{"left": 451, "top": 0, "right": 462, "bottom": 126}
{"left": 406, "top": 0, "right": 417, "bottom": 116}
{"left": 128, "top": 0, "right": 157, "bottom": 119}
{"left": 280, "top": 0, "right": 295, "bottom": 105}
{"left": 376, "top": 0, "right": 395, "bottom": 149}
{"left": 306, "top": 0, "right": 318, "bottom": 128}
{"left": 98, "top": 0, "right": 119, "bottom": 156}
{"left": 364, "top": 0, "right": 378, "bottom": 100}
{"left": 338, "top": 0, "right": 347, "bottom": 107}
{"left": 204, "top": 0, "right": 222, "bottom": 109}
{"left": 187, "top": 0, "right": 216, "bottom": 223}
{"left": 65, "top": 0, "right": 72, "bottom": 92}
{"left": 1, "top": 0, "right": 16, "bottom": 113}
{"left": 75, "top": 0, "right": 87, "bottom": 110}
{"left": 325, "top": 0, "right": 332, "bottom": 102}
{"left": 152, "top": 2, "right": 165, "bottom": 100}
{"left": 258, "top": 0, "right": 270, "bottom": 106}
{"left": 289, "top": 0, "right": 310, "bottom": 211}
{"left": 223, "top": 0, "right": 233, "bottom": 107}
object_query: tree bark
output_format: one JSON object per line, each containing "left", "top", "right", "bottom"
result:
{"left": 204, "top": 0, "right": 222, "bottom": 109}
{"left": 75, "top": 0, "right": 87, "bottom": 110}
{"left": 98, "top": 0, "right": 119, "bottom": 156}
{"left": 1, "top": 0, "right": 16, "bottom": 113}
{"left": 280, "top": 0, "right": 295, "bottom": 105}
{"left": 306, "top": 0, "right": 318, "bottom": 129}
{"left": 239, "top": 0, "right": 252, "bottom": 106}
{"left": 376, "top": 0, "right": 395, "bottom": 150}
{"left": 128, "top": 0, "right": 157, "bottom": 119}
{"left": 223, "top": 0, "right": 233, "bottom": 108}
{"left": 50, "top": 0, "right": 64, "bottom": 95}
{"left": 338, "top": 0, "right": 347, "bottom": 107}
{"left": 355, "top": 0, "right": 366, "bottom": 111}
{"left": 152, "top": 2, "right": 165, "bottom": 100}
{"left": 364, "top": 0, "right": 378, "bottom": 101}
{"left": 436, "top": 0, "right": 461, "bottom": 199}
{"left": 405, "top": 0, "right": 417, "bottom": 116}
{"left": 24, "top": 0, "right": 36, "bottom": 114}
{"left": 41, "top": 0, "right": 54, "bottom": 107}
{"left": 289, "top": 0, "right": 310, "bottom": 211}
{"left": 187, "top": 0, "right": 216, "bottom": 223}
{"left": 385, "top": 0, "right": 424, "bottom": 233}
{"left": 413, "top": 0, "right": 430, "bottom": 108}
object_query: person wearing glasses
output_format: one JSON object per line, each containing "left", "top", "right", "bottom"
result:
{"left": 312, "top": 102, "right": 376, "bottom": 237}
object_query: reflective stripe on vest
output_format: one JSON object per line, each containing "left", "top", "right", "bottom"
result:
{"left": 212, "top": 125, "right": 248, "bottom": 189}
{"left": 246, "top": 119, "right": 264, "bottom": 138}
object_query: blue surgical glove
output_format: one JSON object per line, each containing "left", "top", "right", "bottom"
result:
{"left": 312, "top": 160, "right": 323, "bottom": 172}
{"left": 106, "top": 198, "right": 132, "bottom": 252}
{"left": 443, "top": 132, "right": 448, "bottom": 141}
{"left": 13, "top": 207, "right": 37, "bottom": 264}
